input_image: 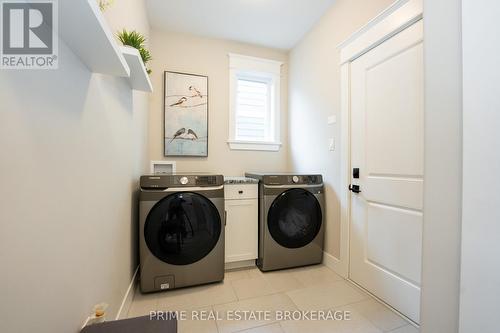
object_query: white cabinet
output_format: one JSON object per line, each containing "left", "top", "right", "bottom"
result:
{"left": 224, "top": 183, "right": 258, "bottom": 264}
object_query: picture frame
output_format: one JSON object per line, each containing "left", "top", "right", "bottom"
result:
{"left": 163, "top": 71, "right": 209, "bottom": 157}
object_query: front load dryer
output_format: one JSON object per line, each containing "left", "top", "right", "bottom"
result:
{"left": 245, "top": 173, "right": 325, "bottom": 272}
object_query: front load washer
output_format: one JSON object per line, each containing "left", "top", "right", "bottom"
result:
{"left": 139, "top": 173, "right": 225, "bottom": 293}
{"left": 245, "top": 173, "right": 324, "bottom": 271}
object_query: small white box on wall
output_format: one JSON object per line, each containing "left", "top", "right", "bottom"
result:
{"left": 328, "top": 115, "right": 337, "bottom": 124}
{"left": 150, "top": 161, "right": 176, "bottom": 174}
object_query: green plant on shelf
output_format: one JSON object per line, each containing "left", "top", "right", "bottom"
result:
{"left": 139, "top": 48, "right": 152, "bottom": 74}
{"left": 98, "top": 0, "right": 114, "bottom": 11}
{"left": 117, "top": 29, "right": 152, "bottom": 75}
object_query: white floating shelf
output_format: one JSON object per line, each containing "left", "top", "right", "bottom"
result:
{"left": 59, "top": 0, "right": 130, "bottom": 77}
{"left": 121, "top": 47, "right": 153, "bottom": 92}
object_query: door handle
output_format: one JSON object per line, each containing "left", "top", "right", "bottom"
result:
{"left": 349, "top": 184, "right": 361, "bottom": 193}
{"left": 224, "top": 210, "right": 227, "bottom": 226}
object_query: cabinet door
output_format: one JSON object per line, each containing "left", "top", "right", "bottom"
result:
{"left": 225, "top": 199, "right": 258, "bottom": 263}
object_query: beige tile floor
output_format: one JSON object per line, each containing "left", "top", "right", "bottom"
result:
{"left": 127, "top": 264, "right": 419, "bottom": 333}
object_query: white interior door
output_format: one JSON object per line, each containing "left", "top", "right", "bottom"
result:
{"left": 349, "top": 20, "right": 424, "bottom": 323}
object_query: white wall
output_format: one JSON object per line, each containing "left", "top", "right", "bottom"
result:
{"left": 148, "top": 30, "right": 289, "bottom": 176}
{"left": 0, "top": 2, "right": 150, "bottom": 333}
{"left": 288, "top": 0, "right": 394, "bottom": 258}
{"left": 104, "top": 0, "right": 150, "bottom": 41}
{"left": 459, "top": 1, "right": 500, "bottom": 332}
{"left": 419, "top": 0, "right": 463, "bottom": 332}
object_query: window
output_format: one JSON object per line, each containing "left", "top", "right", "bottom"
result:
{"left": 228, "top": 54, "right": 282, "bottom": 151}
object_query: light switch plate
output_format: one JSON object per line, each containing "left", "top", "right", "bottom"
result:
{"left": 329, "top": 138, "right": 335, "bottom": 151}
{"left": 328, "top": 115, "right": 337, "bottom": 124}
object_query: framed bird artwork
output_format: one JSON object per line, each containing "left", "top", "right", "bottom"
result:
{"left": 164, "top": 71, "right": 209, "bottom": 157}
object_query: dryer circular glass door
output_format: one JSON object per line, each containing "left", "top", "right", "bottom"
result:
{"left": 144, "top": 192, "right": 222, "bottom": 265}
{"left": 267, "top": 188, "right": 322, "bottom": 249}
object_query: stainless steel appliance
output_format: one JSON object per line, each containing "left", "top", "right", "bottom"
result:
{"left": 139, "top": 173, "right": 225, "bottom": 292}
{"left": 245, "top": 173, "right": 325, "bottom": 271}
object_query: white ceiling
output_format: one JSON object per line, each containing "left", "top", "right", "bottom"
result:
{"left": 146, "top": 0, "right": 336, "bottom": 50}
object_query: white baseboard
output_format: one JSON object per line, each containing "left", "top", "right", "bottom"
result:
{"left": 115, "top": 266, "right": 139, "bottom": 320}
{"left": 225, "top": 260, "right": 256, "bottom": 270}
{"left": 323, "top": 251, "right": 348, "bottom": 278}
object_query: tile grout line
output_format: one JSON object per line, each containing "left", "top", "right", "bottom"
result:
{"left": 343, "top": 278, "right": 418, "bottom": 328}
{"left": 231, "top": 321, "right": 283, "bottom": 333}
{"left": 326, "top": 300, "right": 413, "bottom": 333}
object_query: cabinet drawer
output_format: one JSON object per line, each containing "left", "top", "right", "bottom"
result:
{"left": 224, "top": 184, "right": 258, "bottom": 200}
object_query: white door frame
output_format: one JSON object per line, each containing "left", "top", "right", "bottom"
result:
{"left": 333, "top": 0, "right": 423, "bottom": 278}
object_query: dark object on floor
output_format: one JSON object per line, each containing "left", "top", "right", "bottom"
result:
{"left": 80, "top": 316, "right": 177, "bottom": 333}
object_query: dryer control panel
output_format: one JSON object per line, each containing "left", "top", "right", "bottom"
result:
{"left": 286, "top": 175, "right": 322, "bottom": 185}
{"left": 245, "top": 173, "right": 323, "bottom": 186}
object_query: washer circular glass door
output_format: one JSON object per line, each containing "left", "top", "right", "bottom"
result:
{"left": 267, "top": 188, "right": 322, "bottom": 249}
{"left": 144, "top": 192, "right": 221, "bottom": 265}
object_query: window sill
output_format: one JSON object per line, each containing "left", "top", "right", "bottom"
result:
{"left": 227, "top": 140, "right": 282, "bottom": 152}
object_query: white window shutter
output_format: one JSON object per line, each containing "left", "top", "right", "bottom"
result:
{"left": 228, "top": 53, "right": 282, "bottom": 151}
{"left": 235, "top": 79, "right": 269, "bottom": 141}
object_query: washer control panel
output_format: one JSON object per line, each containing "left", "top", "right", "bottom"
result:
{"left": 140, "top": 174, "right": 223, "bottom": 189}
{"left": 173, "top": 175, "right": 219, "bottom": 186}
